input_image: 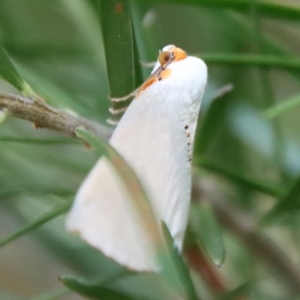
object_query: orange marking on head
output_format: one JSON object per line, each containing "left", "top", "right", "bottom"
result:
{"left": 160, "top": 69, "right": 171, "bottom": 79}
{"left": 135, "top": 46, "right": 187, "bottom": 98}
{"left": 172, "top": 47, "right": 187, "bottom": 62}
{"left": 157, "top": 46, "right": 187, "bottom": 68}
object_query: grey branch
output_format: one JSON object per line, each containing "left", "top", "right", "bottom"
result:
{"left": 0, "top": 93, "right": 113, "bottom": 140}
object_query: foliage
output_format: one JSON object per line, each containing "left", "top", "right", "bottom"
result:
{"left": 1, "top": 0, "right": 300, "bottom": 299}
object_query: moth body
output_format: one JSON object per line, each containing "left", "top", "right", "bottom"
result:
{"left": 66, "top": 45, "right": 207, "bottom": 271}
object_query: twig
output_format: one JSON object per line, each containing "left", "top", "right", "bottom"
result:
{"left": 193, "top": 178, "right": 300, "bottom": 295}
{"left": 0, "top": 93, "right": 113, "bottom": 140}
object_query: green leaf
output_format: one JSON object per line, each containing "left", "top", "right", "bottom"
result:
{"left": 263, "top": 93, "right": 300, "bottom": 119}
{"left": 98, "top": 0, "right": 143, "bottom": 123}
{"left": 75, "top": 128, "right": 162, "bottom": 251}
{"left": 214, "top": 11, "right": 300, "bottom": 82}
{"left": 200, "top": 53, "right": 300, "bottom": 72}
{"left": 198, "top": 158, "right": 285, "bottom": 198}
{"left": 98, "top": 0, "right": 142, "bottom": 97}
{"left": 192, "top": 203, "right": 225, "bottom": 267}
{"left": 0, "top": 47, "right": 34, "bottom": 95}
{"left": 161, "top": 222, "right": 199, "bottom": 300}
{"left": 0, "top": 188, "right": 74, "bottom": 200}
{"left": 263, "top": 175, "right": 300, "bottom": 223}
{"left": 150, "top": 0, "right": 300, "bottom": 22}
{"left": 0, "top": 200, "right": 72, "bottom": 247}
{"left": 61, "top": 276, "right": 145, "bottom": 300}
{"left": 0, "top": 47, "right": 25, "bottom": 91}
{"left": 217, "top": 282, "right": 251, "bottom": 300}
{"left": 18, "top": 65, "right": 96, "bottom": 118}
{"left": 0, "top": 136, "right": 78, "bottom": 145}
{"left": 29, "top": 288, "right": 70, "bottom": 300}
{"left": 195, "top": 91, "right": 231, "bottom": 156}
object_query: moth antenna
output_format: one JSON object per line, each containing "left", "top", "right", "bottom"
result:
{"left": 140, "top": 60, "right": 156, "bottom": 68}
{"left": 211, "top": 84, "right": 234, "bottom": 102}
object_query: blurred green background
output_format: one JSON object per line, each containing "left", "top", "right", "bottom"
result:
{"left": 1, "top": 0, "right": 300, "bottom": 299}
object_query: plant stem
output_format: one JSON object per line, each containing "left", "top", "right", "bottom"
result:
{"left": 0, "top": 93, "right": 113, "bottom": 140}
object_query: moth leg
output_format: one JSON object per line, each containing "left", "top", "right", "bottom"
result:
{"left": 109, "top": 90, "right": 138, "bottom": 102}
{"left": 109, "top": 106, "right": 128, "bottom": 115}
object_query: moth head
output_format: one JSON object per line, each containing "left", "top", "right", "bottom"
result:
{"left": 158, "top": 50, "right": 174, "bottom": 66}
{"left": 158, "top": 45, "right": 187, "bottom": 67}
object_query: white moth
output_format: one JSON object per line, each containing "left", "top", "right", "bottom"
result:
{"left": 66, "top": 45, "right": 207, "bottom": 272}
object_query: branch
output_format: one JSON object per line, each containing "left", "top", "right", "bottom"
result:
{"left": 193, "top": 178, "right": 300, "bottom": 295}
{"left": 0, "top": 93, "right": 113, "bottom": 140}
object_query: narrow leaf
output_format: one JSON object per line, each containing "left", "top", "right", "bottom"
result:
{"left": 98, "top": 0, "right": 141, "bottom": 97}
{"left": 98, "top": 0, "right": 143, "bottom": 122}
{"left": 75, "top": 128, "right": 162, "bottom": 252}
{"left": 195, "top": 91, "right": 230, "bottom": 155}
{"left": 18, "top": 66, "right": 95, "bottom": 117}
{"left": 193, "top": 203, "right": 225, "bottom": 267}
{"left": 263, "top": 175, "right": 300, "bottom": 223}
{"left": 0, "top": 47, "right": 25, "bottom": 91}
{"left": 161, "top": 222, "right": 199, "bottom": 300}
{"left": 263, "top": 93, "right": 300, "bottom": 119}
{"left": 0, "top": 201, "right": 72, "bottom": 247}
{"left": 0, "top": 136, "right": 78, "bottom": 145}
{"left": 199, "top": 158, "right": 285, "bottom": 198}
{"left": 200, "top": 53, "right": 300, "bottom": 72}
{"left": 61, "top": 276, "right": 144, "bottom": 300}
{"left": 29, "top": 288, "right": 70, "bottom": 300}
{"left": 212, "top": 11, "right": 300, "bottom": 81}
{"left": 152, "top": 0, "right": 300, "bottom": 22}
{"left": 0, "top": 47, "right": 34, "bottom": 95}
{"left": 218, "top": 282, "right": 251, "bottom": 300}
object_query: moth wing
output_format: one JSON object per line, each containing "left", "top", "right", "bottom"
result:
{"left": 66, "top": 90, "right": 188, "bottom": 271}
{"left": 109, "top": 85, "right": 197, "bottom": 250}
{"left": 66, "top": 55, "right": 207, "bottom": 271}
{"left": 66, "top": 155, "right": 159, "bottom": 271}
